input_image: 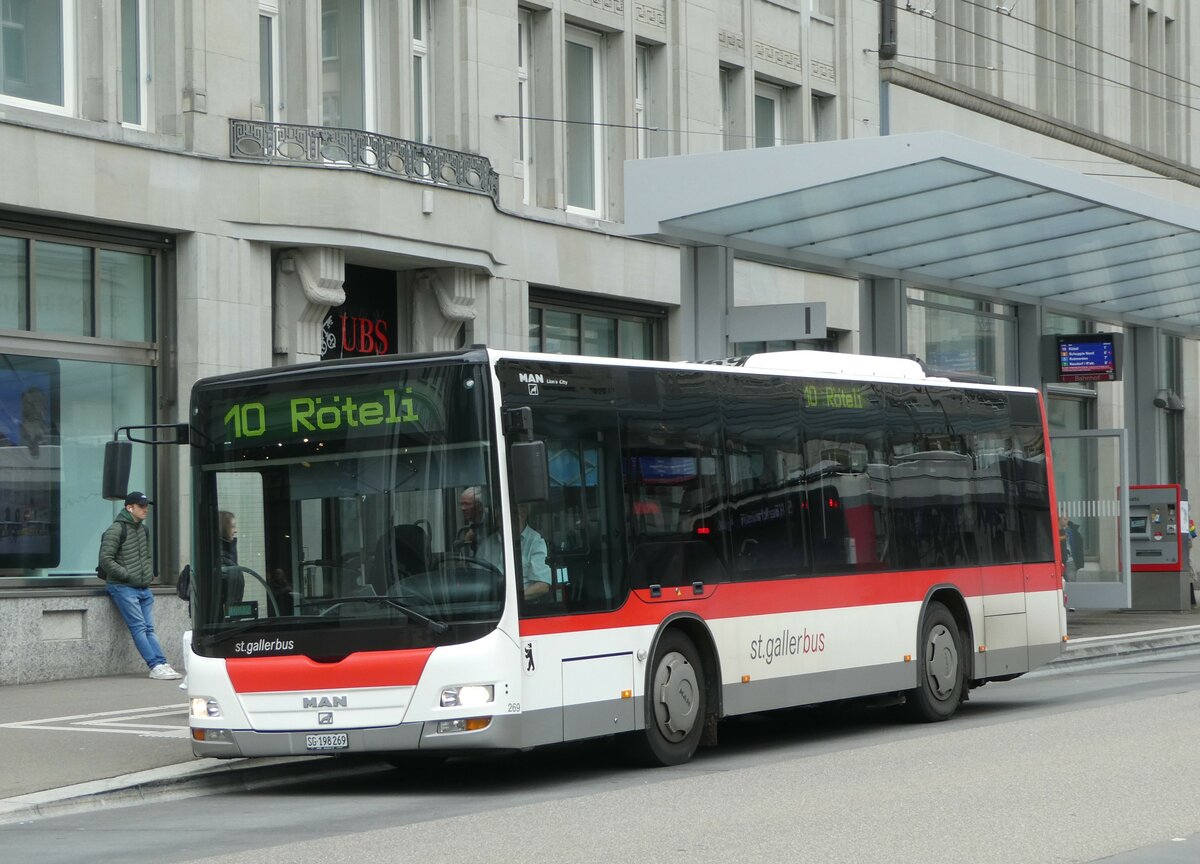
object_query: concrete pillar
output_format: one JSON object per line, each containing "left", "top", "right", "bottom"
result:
{"left": 476, "top": 276, "right": 530, "bottom": 351}
{"left": 1016, "top": 303, "right": 1044, "bottom": 389}
{"left": 679, "top": 246, "right": 731, "bottom": 362}
{"left": 1126, "top": 326, "right": 1162, "bottom": 484}
{"left": 861, "top": 278, "right": 905, "bottom": 358}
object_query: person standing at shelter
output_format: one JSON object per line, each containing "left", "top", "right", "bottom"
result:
{"left": 99, "top": 492, "right": 181, "bottom": 680}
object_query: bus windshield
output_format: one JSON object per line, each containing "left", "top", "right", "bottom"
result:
{"left": 189, "top": 359, "right": 505, "bottom": 659}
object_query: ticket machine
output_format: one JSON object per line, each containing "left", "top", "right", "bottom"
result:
{"left": 1128, "top": 484, "right": 1190, "bottom": 611}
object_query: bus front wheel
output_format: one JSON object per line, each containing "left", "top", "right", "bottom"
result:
{"left": 907, "top": 601, "right": 965, "bottom": 722}
{"left": 626, "top": 630, "right": 705, "bottom": 767}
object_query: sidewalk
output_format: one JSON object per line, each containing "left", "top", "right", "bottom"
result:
{"left": 1, "top": 606, "right": 1199, "bottom": 824}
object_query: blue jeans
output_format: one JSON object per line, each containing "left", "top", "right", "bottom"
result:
{"left": 106, "top": 582, "right": 167, "bottom": 669}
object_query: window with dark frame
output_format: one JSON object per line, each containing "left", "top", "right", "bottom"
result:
{"left": 528, "top": 293, "right": 664, "bottom": 360}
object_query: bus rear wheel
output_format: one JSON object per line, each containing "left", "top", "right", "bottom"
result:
{"left": 906, "top": 601, "right": 965, "bottom": 722}
{"left": 625, "top": 630, "right": 705, "bottom": 767}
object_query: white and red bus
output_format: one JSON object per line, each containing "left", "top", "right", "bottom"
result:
{"left": 174, "top": 347, "right": 1065, "bottom": 766}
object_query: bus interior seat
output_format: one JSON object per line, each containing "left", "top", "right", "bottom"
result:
{"left": 381, "top": 524, "right": 431, "bottom": 572}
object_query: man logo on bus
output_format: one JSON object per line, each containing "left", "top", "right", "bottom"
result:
{"left": 303, "top": 696, "right": 348, "bottom": 709}
{"left": 518, "top": 373, "right": 545, "bottom": 384}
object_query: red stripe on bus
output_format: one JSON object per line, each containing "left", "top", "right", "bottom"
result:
{"left": 521, "top": 563, "right": 1058, "bottom": 637}
{"left": 226, "top": 649, "right": 434, "bottom": 693}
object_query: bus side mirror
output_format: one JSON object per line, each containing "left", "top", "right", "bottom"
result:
{"left": 510, "top": 441, "right": 549, "bottom": 503}
{"left": 102, "top": 440, "right": 133, "bottom": 500}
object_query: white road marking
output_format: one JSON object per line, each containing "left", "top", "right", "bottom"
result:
{"left": 0, "top": 704, "right": 190, "bottom": 738}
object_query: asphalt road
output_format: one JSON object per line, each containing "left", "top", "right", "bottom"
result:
{"left": 7, "top": 652, "right": 1200, "bottom": 864}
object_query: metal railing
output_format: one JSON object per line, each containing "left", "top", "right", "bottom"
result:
{"left": 229, "top": 119, "right": 500, "bottom": 204}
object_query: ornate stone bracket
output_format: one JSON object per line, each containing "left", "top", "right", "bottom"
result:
{"left": 274, "top": 247, "right": 346, "bottom": 363}
{"left": 412, "top": 268, "right": 477, "bottom": 352}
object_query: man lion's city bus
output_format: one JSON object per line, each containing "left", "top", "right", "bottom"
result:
{"left": 169, "top": 347, "right": 1065, "bottom": 766}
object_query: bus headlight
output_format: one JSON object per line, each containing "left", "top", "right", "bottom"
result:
{"left": 190, "top": 697, "right": 222, "bottom": 718}
{"left": 440, "top": 684, "right": 494, "bottom": 708}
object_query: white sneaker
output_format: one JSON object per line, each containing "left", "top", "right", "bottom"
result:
{"left": 150, "top": 664, "right": 182, "bottom": 680}
{"left": 178, "top": 676, "right": 188, "bottom": 691}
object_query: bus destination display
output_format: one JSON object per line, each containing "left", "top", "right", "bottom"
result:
{"left": 1057, "top": 335, "right": 1116, "bottom": 383}
{"left": 208, "top": 382, "right": 443, "bottom": 451}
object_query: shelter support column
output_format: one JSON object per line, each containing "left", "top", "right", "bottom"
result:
{"left": 679, "top": 246, "right": 732, "bottom": 361}
{"left": 1016, "top": 303, "right": 1043, "bottom": 389}
{"left": 859, "top": 278, "right": 905, "bottom": 358}
{"left": 1126, "top": 326, "right": 1164, "bottom": 485}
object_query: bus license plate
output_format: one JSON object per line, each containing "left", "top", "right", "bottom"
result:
{"left": 306, "top": 733, "right": 349, "bottom": 751}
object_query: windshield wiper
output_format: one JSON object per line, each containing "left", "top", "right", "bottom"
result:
{"left": 310, "top": 595, "right": 449, "bottom": 634}
{"left": 204, "top": 598, "right": 448, "bottom": 638}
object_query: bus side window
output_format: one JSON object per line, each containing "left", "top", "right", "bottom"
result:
{"left": 522, "top": 428, "right": 627, "bottom": 616}
{"left": 720, "top": 376, "right": 812, "bottom": 580}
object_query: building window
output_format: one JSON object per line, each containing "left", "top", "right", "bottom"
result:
{"left": 0, "top": 235, "right": 27, "bottom": 329}
{"left": 0, "top": 230, "right": 158, "bottom": 580}
{"left": 259, "top": 1, "right": 280, "bottom": 121}
{"left": 565, "top": 27, "right": 604, "bottom": 216}
{"left": 529, "top": 294, "right": 663, "bottom": 359}
{"left": 119, "top": 0, "right": 146, "bottom": 127}
{"left": 906, "top": 287, "right": 1016, "bottom": 384}
{"left": 411, "top": 0, "right": 430, "bottom": 143}
{"left": 0, "top": 0, "right": 74, "bottom": 114}
{"left": 517, "top": 9, "right": 533, "bottom": 204}
{"left": 2, "top": 234, "right": 155, "bottom": 342}
{"left": 811, "top": 92, "right": 835, "bottom": 142}
{"left": 733, "top": 336, "right": 837, "bottom": 355}
{"left": 719, "top": 67, "right": 732, "bottom": 150}
{"left": 321, "top": 0, "right": 372, "bottom": 129}
{"left": 35, "top": 242, "right": 92, "bottom": 337}
{"left": 634, "top": 44, "right": 648, "bottom": 160}
{"left": 754, "top": 81, "right": 782, "bottom": 147}
{"left": 1164, "top": 15, "right": 1180, "bottom": 160}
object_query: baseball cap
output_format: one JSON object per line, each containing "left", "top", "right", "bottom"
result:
{"left": 124, "top": 491, "right": 152, "bottom": 506}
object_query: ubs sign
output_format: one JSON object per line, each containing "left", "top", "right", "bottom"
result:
{"left": 321, "top": 265, "right": 398, "bottom": 360}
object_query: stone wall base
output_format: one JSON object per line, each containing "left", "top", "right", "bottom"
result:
{"left": 0, "top": 589, "right": 190, "bottom": 685}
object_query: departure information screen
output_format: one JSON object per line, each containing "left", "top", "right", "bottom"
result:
{"left": 1057, "top": 335, "right": 1117, "bottom": 383}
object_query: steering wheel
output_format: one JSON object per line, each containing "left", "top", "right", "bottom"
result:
{"left": 222, "top": 565, "right": 281, "bottom": 618}
{"left": 442, "top": 555, "right": 503, "bottom": 577}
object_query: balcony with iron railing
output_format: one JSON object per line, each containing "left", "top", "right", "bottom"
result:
{"left": 229, "top": 119, "right": 500, "bottom": 204}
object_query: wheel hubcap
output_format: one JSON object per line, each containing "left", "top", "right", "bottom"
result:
{"left": 925, "top": 624, "right": 958, "bottom": 700}
{"left": 652, "top": 651, "right": 699, "bottom": 741}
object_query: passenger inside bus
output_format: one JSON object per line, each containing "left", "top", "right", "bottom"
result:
{"left": 517, "top": 504, "right": 551, "bottom": 601}
{"left": 218, "top": 510, "right": 244, "bottom": 605}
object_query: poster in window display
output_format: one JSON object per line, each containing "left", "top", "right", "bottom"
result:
{"left": 0, "top": 357, "right": 60, "bottom": 569}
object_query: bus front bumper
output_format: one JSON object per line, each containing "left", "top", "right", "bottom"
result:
{"left": 191, "top": 713, "right": 522, "bottom": 759}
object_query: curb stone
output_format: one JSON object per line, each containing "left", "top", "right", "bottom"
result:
{"left": 0, "top": 755, "right": 350, "bottom": 827}
{"left": 1049, "top": 625, "right": 1200, "bottom": 668}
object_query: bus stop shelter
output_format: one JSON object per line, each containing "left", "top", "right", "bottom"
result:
{"left": 625, "top": 131, "right": 1200, "bottom": 608}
